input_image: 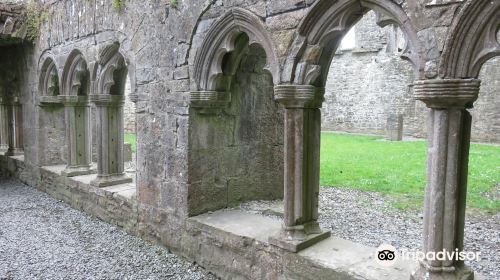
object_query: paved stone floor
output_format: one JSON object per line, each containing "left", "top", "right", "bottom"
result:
{"left": 0, "top": 178, "right": 216, "bottom": 280}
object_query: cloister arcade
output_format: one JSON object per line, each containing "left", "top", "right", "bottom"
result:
{"left": 0, "top": 0, "right": 498, "bottom": 279}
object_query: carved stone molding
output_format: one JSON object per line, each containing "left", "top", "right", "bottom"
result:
{"left": 274, "top": 85, "right": 325, "bottom": 109}
{"left": 96, "top": 43, "right": 127, "bottom": 96}
{"left": 413, "top": 79, "right": 480, "bottom": 108}
{"left": 192, "top": 7, "right": 279, "bottom": 92}
{"left": 190, "top": 91, "right": 230, "bottom": 109}
{"left": 62, "top": 50, "right": 89, "bottom": 96}
{"left": 440, "top": 0, "right": 500, "bottom": 78}
{"left": 284, "top": 0, "right": 424, "bottom": 86}
{"left": 39, "top": 57, "right": 60, "bottom": 98}
{"left": 89, "top": 94, "right": 124, "bottom": 106}
{"left": 59, "top": 95, "right": 89, "bottom": 106}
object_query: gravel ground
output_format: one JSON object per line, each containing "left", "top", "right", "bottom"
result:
{"left": 240, "top": 187, "right": 500, "bottom": 280}
{"left": 0, "top": 178, "right": 217, "bottom": 280}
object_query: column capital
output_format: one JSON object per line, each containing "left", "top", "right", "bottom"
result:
{"left": 274, "top": 85, "right": 324, "bottom": 109}
{"left": 190, "top": 91, "right": 230, "bottom": 109}
{"left": 414, "top": 79, "right": 480, "bottom": 109}
{"left": 60, "top": 95, "right": 89, "bottom": 106}
{"left": 89, "top": 94, "right": 125, "bottom": 106}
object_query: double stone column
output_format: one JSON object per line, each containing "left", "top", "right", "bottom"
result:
{"left": 60, "top": 95, "right": 94, "bottom": 177}
{"left": 412, "top": 79, "right": 480, "bottom": 280}
{"left": 269, "top": 85, "right": 330, "bottom": 252}
{"left": 3, "top": 96, "right": 23, "bottom": 156}
{"left": 0, "top": 96, "right": 10, "bottom": 152}
{"left": 89, "top": 94, "right": 131, "bottom": 187}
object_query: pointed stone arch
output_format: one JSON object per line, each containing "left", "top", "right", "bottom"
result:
{"left": 440, "top": 0, "right": 500, "bottom": 79}
{"left": 283, "top": 0, "right": 424, "bottom": 86}
{"left": 96, "top": 43, "right": 128, "bottom": 96}
{"left": 90, "top": 42, "right": 132, "bottom": 187}
{"left": 39, "top": 57, "right": 60, "bottom": 97}
{"left": 59, "top": 49, "right": 93, "bottom": 177}
{"left": 61, "top": 50, "right": 90, "bottom": 96}
{"left": 191, "top": 7, "right": 279, "bottom": 108}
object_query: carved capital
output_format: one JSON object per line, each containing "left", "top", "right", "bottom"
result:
{"left": 60, "top": 95, "right": 89, "bottom": 106}
{"left": 89, "top": 94, "right": 124, "bottom": 106}
{"left": 38, "top": 95, "right": 63, "bottom": 107}
{"left": 274, "top": 85, "right": 324, "bottom": 108}
{"left": 190, "top": 91, "right": 230, "bottom": 109}
{"left": 413, "top": 79, "right": 480, "bottom": 109}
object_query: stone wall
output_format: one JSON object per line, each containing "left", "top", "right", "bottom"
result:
{"left": 322, "top": 11, "right": 500, "bottom": 143}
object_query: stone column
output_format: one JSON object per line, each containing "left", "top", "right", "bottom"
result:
{"left": 61, "top": 95, "right": 94, "bottom": 176}
{"left": 269, "top": 85, "right": 330, "bottom": 252}
{"left": 411, "top": 79, "right": 480, "bottom": 280}
{"left": 0, "top": 96, "right": 9, "bottom": 152}
{"left": 89, "top": 95, "right": 131, "bottom": 187}
{"left": 6, "top": 96, "right": 23, "bottom": 156}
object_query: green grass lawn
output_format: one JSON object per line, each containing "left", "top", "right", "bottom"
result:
{"left": 124, "top": 133, "right": 137, "bottom": 153}
{"left": 320, "top": 132, "right": 500, "bottom": 212}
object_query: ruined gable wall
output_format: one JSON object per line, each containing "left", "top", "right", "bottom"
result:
{"left": 323, "top": 9, "right": 500, "bottom": 143}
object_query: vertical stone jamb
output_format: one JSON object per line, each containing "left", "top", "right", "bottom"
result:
{"left": 61, "top": 95, "right": 94, "bottom": 176}
{"left": 89, "top": 94, "right": 131, "bottom": 187}
{"left": 269, "top": 85, "right": 330, "bottom": 252}
{"left": 411, "top": 79, "right": 480, "bottom": 280}
{"left": 0, "top": 96, "right": 10, "bottom": 152}
{"left": 6, "top": 96, "right": 23, "bottom": 156}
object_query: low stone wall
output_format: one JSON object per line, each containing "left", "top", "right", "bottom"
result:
{"left": 0, "top": 155, "right": 138, "bottom": 234}
{"left": 0, "top": 154, "right": 417, "bottom": 280}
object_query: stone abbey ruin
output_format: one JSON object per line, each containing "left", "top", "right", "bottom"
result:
{"left": 0, "top": 0, "right": 498, "bottom": 279}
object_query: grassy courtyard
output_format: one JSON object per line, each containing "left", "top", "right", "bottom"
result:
{"left": 320, "top": 133, "right": 499, "bottom": 212}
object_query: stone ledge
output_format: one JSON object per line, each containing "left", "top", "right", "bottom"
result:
{"left": 187, "top": 209, "right": 418, "bottom": 280}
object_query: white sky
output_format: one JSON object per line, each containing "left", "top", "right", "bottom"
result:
{"left": 340, "top": 28, "right": 356, "bottom": 50}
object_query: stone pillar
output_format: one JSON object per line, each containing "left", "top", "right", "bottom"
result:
{"left": 269, "top": 85, "right": 330, "bottom": 252}
{"left": 386, "top": 114, "right": 403, "bottom": 141}
{"left": 411, "top": 79, "right": 480, "bottom": 280}
{"left": 0, "top": 96, "right": 9, "bottom": 152}
{"left": 61, "top": 96, "right": 94, "bottom": 176}
{"left": 6, "top": 96, "right": 23, "bottom": 156}
{"left": 90, "top": 95, "right": 131, "bottom": 187}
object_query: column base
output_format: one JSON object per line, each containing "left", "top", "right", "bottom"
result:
{"left": 62, "top": 165, "right": 96, "bottom": 177}
{"left": 411, "top": 262, "right": 474, "bottom": 280}
{"left": 5, "top": 148, "right": 23, "bottom": 156}
{"left": 91, "top": 173, "right": 132, "bottom": 188}
{"left": 269, "top": 222, "right": 331, "bottom": 252}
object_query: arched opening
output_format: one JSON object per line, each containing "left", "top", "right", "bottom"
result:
{"left": 38, "top": 57, "right": 66, "bottom": 166}
{"left": 319, "top": 9, "right": 423, "bottom": 249}
{"left": 266, "top": 0, "right": 425, "bottom": 253}
{"left": 60, "top": 50, "right": 93, "bottom": 177}
{"left": 123, "top": 73, "right": 136, "bottom": 176}
{"left": 90, "top": 45, "right": 132, "bottom": 187}
{"left": 188, "top": 33, "right": 283, "bottom": 216}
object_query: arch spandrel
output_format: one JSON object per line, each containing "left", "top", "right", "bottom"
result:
{"left": 440, "top": 0, "right": 500, "bottom": 79}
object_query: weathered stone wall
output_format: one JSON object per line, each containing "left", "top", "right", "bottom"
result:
{"left": 322, "top": 11, "right": 500, "bottom": 143}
